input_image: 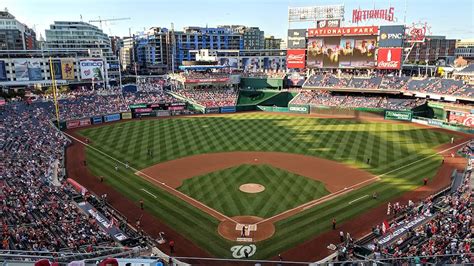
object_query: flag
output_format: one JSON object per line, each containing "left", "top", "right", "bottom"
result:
{"left": 382, "top": 220, "right": 390, "bottom": 234}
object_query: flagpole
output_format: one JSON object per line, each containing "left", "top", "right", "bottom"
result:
{"left": 49, "top": 57, "right": 60, "bottom": 128}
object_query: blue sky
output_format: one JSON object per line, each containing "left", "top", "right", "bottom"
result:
{"left": 4, "top": 0, "right": 474, "bottom": 40}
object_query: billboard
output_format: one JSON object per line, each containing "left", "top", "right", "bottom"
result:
{"left": 52, "top": 59, "right": 62, "bottom": 80}
{"left": 287, "top": 49, "right": 306, "bottom": 69}
{"left": 377, "top": 48, "right": 402, "bottom": 69}
{"left": 242, "top": 57, "right": 259, "bottom": 72}
{"left": 307, "top": 36, "right": 376, "bottom": 68}
{"left": 27, "top": 59, "right": 42, "bottom": 81}
{"left": 287, "top": 72, "right": 306, "bottom": 86}
{"left": 449, "top": 111, "right": 473, "bottom": 127}
{"left": 14, "top": 59, "right": 29, "bottom": 81}
{"left": 287, "top": 29, "right": 307, "bottom": 49}
{"left": 379, "top": 25, "right": 405, "bottom": 47}
{"left": 0, "top": 60, "right": 7, "bottom": 81}
{"left": 66, "top": 118, "right": 91, "bottom": 129}
{"left": 263, "top": 57, "right": 281, "bottom": 71}
{"left": 308, "top": 26, "right": 378, "bottom": 37}
{"left": 288, "top": 5, "right": 344, "bottom": 22}
{"left": 316, "top": 19, "right": 340, "bottom": 28}
{"left": 80, "top": 59, "right": 104, "bottom": 80}
{"left": 219, "top": 57, "right": 238, "bottom": 68}
{"left": 61, "top": 59, "right": 75, "bottom": 80}
{"left": 384, "top": 110, "right": 412, "bottom": 121}
{"left": 104, "top": 113, "right": 121, "bottom": 122}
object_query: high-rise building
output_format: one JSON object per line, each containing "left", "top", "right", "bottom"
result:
{"left": 168, "top": 26, "right": 243, "bottom": 70}
{"left": 219, "top": 25, "right": 264, "bottom": 50}
{"left": 135, "top": 27, "right": 169, "bottom": 74}
{"left": 0, "top": 10, "right": 37, "bottom": 50}
{"left": 44, "top": 21, "right": 119, "bottom": 79}
{"left": 264, "top": 36, "right": 282, "bottom": 50}
{"left": 455, "top": 39, "right": 474, "bottom": 61}
{"left": 120, "top": 37, "right": 135, "bottom": 72}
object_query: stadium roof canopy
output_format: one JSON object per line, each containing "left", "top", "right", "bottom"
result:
{"left": 178, "top": 65, "right": 228, "bottom": 71}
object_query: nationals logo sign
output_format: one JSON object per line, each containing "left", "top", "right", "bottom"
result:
{"left": 406, "top": 22, "right": 431, "bottom": 43}
{"left": 286, "top": 49, "right": 306, "bottom": 69}
{"left": 352, "top": 7, "right": 395, "bottom": 23}
{"left": 377, "top": 48, "right": 402, "bottom": 69}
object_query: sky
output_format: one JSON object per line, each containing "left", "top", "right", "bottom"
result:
{"left": 4, "top": 0, "right": 474, "bottom": 40}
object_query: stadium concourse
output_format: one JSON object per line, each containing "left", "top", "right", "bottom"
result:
{"left": 1, "top": 71, "right": 473, "bottom": 265}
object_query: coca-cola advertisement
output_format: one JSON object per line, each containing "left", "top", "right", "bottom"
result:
{"left": 377, "top": 48, "right": 402, "bottom": 69}
{"left": 286, "top": 49, "right": 306, "bottom": 69}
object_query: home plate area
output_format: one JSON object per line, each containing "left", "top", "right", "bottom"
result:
{"left": 217, "top": 216, "right": 275, "bottom": 242}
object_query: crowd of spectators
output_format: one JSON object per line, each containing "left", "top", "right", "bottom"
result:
{"left": 291, "top": 90, "right": 423, "bottom": 110}
{"left": 303, "top": 73, "right": 474, "bottom": 99}
{"left": 337, "top": 165, "right": 472, "bottom": 264}
{"left": 1, "top": 101, "right": 117, "bottom": 253}
{"left": 173, "top": 86, "right": 238, "bottom": 107}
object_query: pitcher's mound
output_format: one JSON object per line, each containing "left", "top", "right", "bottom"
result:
{"left": 218, "top": 216, "right": 275, "bottom": 242}
{"left": 239, "top": 183, "right": 265, "bottom": 193}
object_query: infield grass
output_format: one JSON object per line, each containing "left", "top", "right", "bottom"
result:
{"left": 78, "top": 112, "right": 457, "bottom": 259}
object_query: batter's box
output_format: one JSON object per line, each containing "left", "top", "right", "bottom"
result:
{"left": 235, "top": 224, "right": 257, "bottom": 231}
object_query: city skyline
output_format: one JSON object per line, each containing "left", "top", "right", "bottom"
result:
{"left": 4, "top": 0, "right": 474, "bottom": 40}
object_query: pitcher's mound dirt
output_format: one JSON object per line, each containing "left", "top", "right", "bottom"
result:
{"left": 239, "top": 183, "right": 265, "bottom": 193}
{"left": 218, "top": 216, "right": 275, "bottom": 242}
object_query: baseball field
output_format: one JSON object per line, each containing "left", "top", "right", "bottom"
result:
{"left": 73, "top": 112, "right": 457, "bottom": 259}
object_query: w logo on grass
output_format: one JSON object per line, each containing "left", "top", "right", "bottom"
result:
{"left": 230, "top": 244, "right": 256, "bottom": 258}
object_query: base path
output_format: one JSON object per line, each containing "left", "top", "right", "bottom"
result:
{"left": 137, "top": 151, "right": 376, "bottom": 193}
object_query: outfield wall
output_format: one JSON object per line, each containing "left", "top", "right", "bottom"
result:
{"left": 309, "top": 106, "right": 384, "bottom": 118}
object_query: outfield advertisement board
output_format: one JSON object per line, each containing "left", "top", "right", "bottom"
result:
{"left": 384, "top": 110, "right": 413, "bottom": 121}
{"left": 104, "top": 113, "right": 121, "bottom": 122}
{"left": 121, "top": 112, "right": 132, "bottom": 119}
{"left": 135, "top": 108, "right": 153, "bottom": 113}
{"left": 155, "top": 110, "right": 171, "bottom": 117}
{"left": 129, "top": 104, "right": 147, "bottom": 108}
{"left": 66, "top": 118, "right": 91, "bottom": 129}
{"left": 289, "top": 105, "right": 310, "bottom": 114}
{"left": 61, "top": 59, "right": 75, "bottom": 80}
{"left": 220, "top": 106, "right": 237, "bottom": 113}
{"left": 205, "top": 107, "right": 220, "bottom": 114}
{"left": 448, "top": 111, "right": 473, "bottom": 127}
{"left": 27, "top": 59, "right": 42, "bottom": 81}
{"left": 428, "top": 119, "right": 444, "bottom": 127}
{"left": 377, "top": 48, "right": 402, "bottom": 69}
{"left": 52, "top": 59, "right": 63, "bottom": 80}
{"left": 14, "top": 59, "right": 29, "bottom": 81}
{"left": 92, "top": 116, "right": 103, "bottom": 124}
{"left": 287, "top": 29, "right": 307, "bottom": 49}
{"left": 287, "top": 49, "right": 306, "bottom": 69}
{"left": 378, "top": 25, "right": 405, "bottom": 47}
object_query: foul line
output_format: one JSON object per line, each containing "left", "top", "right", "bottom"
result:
{"left": 348, "top": 195, "right": 369, "bottom": 205}
{"left": 254, "top": 139, "right": 471, "bottom": 226}
{"left": 64, "top": 132, "right": 239, "bottom": 224}
{"left": 141, "top": 188, "right": 157, "bottom": 199}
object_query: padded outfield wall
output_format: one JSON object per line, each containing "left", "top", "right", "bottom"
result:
{"left": 240, "top": 77, "right": 284, "bottom": 90}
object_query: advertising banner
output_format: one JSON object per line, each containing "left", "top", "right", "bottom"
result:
{"left": 379, "top": 25, "right": 405, "bottom": 47}
{"left": 287, "top": 29, "right": 307, "bottom": 49}
{"left": 51, "top": 59, "right": 62, "bottom": 80}
{"left": 384, "top": 110, "right": 412, "bottom": 121}
{"left": 220, "top": 106, "right": 236, "bottom": 113}
{"left": 219, "top": 57, "right": 238, "bottom": 68}
{"left": 287, "top": 49, "right": 306, "bottom": 69}
{"left": 242, "top": 57, "right": 260, "bottom": 72}
{"left": 449, "top": 111, "right": 473, "bottom": 127}
{"left": 104, "top": 113, "right": 121, "bottom": 122}
{"left": 428, "top": 119, "right": 444, "bottom": 127}
{"left": 77, "top": 202, "right": 128, "bottom": 242}
{"left": 185, "top": 78, "right": 230, "bottom": 83}
{"left": 0, "top": 60, "right": 7, "bottom": 81}
{"left": 289, "top": 105, "right": 310, "bottom": 114}
{"left": 377, "top": 48, "right": 402, "bottom": 70}
{"left": 286, "top": 72, "right": 306, "bottom": 86}
{"left": 129, "top": 103, "right": 147, "bottom": 108}
{"left": 155, "top": 110, "right": 171, "bottom": 117}
{"left": 121, "top": 112, "right": 132, "bottom": 119}
{"left": 14, "top": 59, "right": 29, "bottom": 81}
{"left": 316, "top": 19, "right": 340, "bottom": 28}
{"left": 66, "top": 118, "right": 91, "bottom": 129}
{"left": 92, "top": 116, "right": 103, "bottom": 124}
{"left": 205, "top": 107, "right": 220, "bottom": 114}
{"left": 27, "top": 59, "right": 42, "bottom": 81}
{"left": 61, "top": 59, "right": 75, "bottom": 80}
{"left": 308, "top": 26, "right": 378, "bottom": 37}
{"left": 80, "top": 59, "right": 104, "bottom": 80}
{"left": 135, "top": 108, "right": 153, "bottom": 113}
{"left": 168, "top": 105, "right": 185, "bottom": 111}
{"left": 171, "top": 102, "right": 186, "bottom": 106}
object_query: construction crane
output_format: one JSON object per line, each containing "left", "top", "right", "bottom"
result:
{"left": 89, "top": 17, "right": 131, "bottom": 30}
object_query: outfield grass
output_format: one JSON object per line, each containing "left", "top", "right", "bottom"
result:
{"left": 177, "top": 164, "right": 330, "bottom": 218}
{"left": 78, "top": 113, "right": 456, "bottom": 259}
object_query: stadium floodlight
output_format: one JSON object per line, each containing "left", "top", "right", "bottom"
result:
{"left": 288, "top": 5, "right": 344, "bottom": 23}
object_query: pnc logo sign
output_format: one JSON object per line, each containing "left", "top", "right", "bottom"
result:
{"left": 380, "top": 32, "right": 403, "bottom": 40}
